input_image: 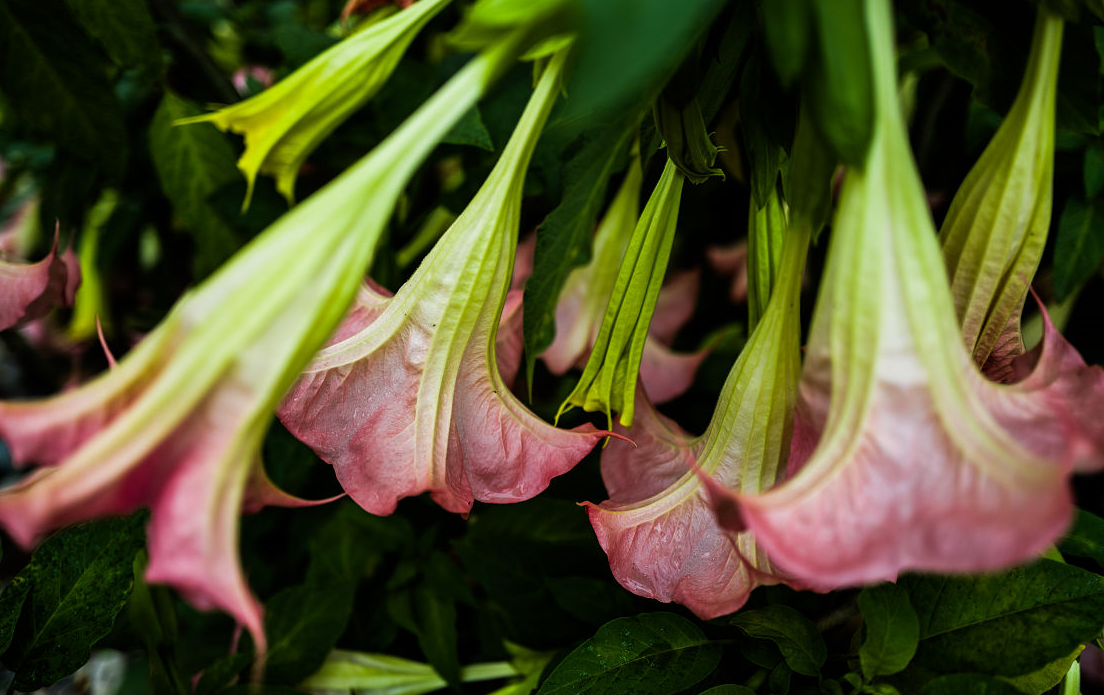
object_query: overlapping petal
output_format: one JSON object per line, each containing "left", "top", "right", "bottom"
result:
{"left": 0, "top": 227, "right": 80, "bottom": 331}
{"left": 279, "top": 47, "right": 606, "bottom": 517}
{"left": 725, "top": 0, "right": 1076, "bottom": 588}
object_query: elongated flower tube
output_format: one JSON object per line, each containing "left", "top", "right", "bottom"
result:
{"left": 278, "top": 47, "right": 607, "bottom": 516}
{"left": 587, "top": 219, "right": 810, "bottom": 618}
{"left": 939, "top": 6, "right": 1062, "bottom": 368}
{"left": 179, "top": 0, "right": 452, "bottom": 206}
{"left": 0, "top": 226, "right": 80, "bottom": 331}
{"left": 722, "top": 0, "right": 1078, "bottom": 587}
{"left": 746, "top": 189, "right": 787, "bottom": 332}
{"left": 558, "top": 159, "right": 686, "bottom": 427}
{"left": 528, "top": 157, "right": 706, "bottom": 404}
{"left": 0, "top": 39, "right": 521, "bottom": 650}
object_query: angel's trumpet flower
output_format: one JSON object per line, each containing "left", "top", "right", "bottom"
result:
{"left": 939, "top": 6, "right": 1062, "bottom": 370}
{"left": 587, "top": 211, "right": 810, "bottom": 618}
{"left": 937, "top": 8, "right": 1104, "bottom": 470}
{"left": 179, "top": 0, "right": 452, "bottom": 206}
{"left": 722, "top": 0, "right": 1076, "bottom": 587}
{"left": 558, "top": 159, "right": 686, "bottom": 427}
{"left": 0, "top": 40, "right": 519, "bottom": 650}
{"left": 278, "top": 47, "right": 608, "bottom": 517}
{"left": 0, "top": 212, "right": 80, "bottom": 331}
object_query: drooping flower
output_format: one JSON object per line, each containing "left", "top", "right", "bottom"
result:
{"left": 720, "top": 0, "right": 1078, "bottom": 588}
{"left": 559, "top": 159, "right": 687, "bottom": 427}
{"left": 179, "top": 0, "right": 453, "bottom": 206}
{"left": 513, "top": 156, "right": 707, "bottom": 404}
{"left": 0, "top": 213, "right": 80, "bottom": 331}
{"left": 278, "top": 47, "right": 607, "bottom": 517}
{"left": 587, "top": 211, "right": 810, "bottom": 618}
{"left": 939, "top": 6, "right": 1062, "bottom": 370}
{"left": 934, "top": 7, "right": 1104, "bottom": 469}
{"left": 0, "top": 41, "right": 521, "bottom": 650}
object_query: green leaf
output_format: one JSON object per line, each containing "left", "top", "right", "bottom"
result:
{"left": 739, "top": 56, "right": 792, "bottom": 209}
{"left": 0, "top": 0, "right": 128, "bottom": 177}
{"left": 194, "top": 653, "right": 252, "bottom": 695}
{"left": 149, "top": 90, "right": 246, "bottom": 280}
{"left": 918, "top": 674, "right": 1026, "bottom": 695}
{"left": 413, "top": 553, "right": 462, "bottom": 687}
{"left": 522, "top": 122, "right": 635, "bottom": 385}
{"left": 263, "top": 580, "right": 357, "bottom": 685}
{"left": 1053, "top": 195, "right": 1104, "bottom": 300}
{"left": 0, "top": 564, "right": 31, "bottom": 654}
{"left": 536, "top": 612, "right": 721, "bottom": 695}
{"left": 1059, "top": 509, "right": 1104, "bottom": 570}
{"left": 1084, "top": 139, "right": 1104, "bottom": 198}
{"left": 858, "top": 584, "right": 920, "bottom": 680}
{"left": 443, "top": 106, "right": 494, "bottom": 151}
{"left": 763, "top": 0, "right": 811, "bottom": 88}
{"left": 62, "top": 0, "right": 160, "bottom": 72}
{"left": 730, "top": 605, "right": 826, "bottom": 677}
{"left": 129, "top": 552, "right": 189, "bottom": 695}
{"left": 1001, "top": 647, "right": 1081, "bottom": 695}
{"left": 2, "top": 514, "right": 146, "bottom": 691}
{"left": 901, "top": 559, "right": 1104, "bottom": 677}
{"left": 698, "top": 687, "right": 756, "bottom": 695}
{"left": 805, "top": 0, "right": 875, "bottom": 165}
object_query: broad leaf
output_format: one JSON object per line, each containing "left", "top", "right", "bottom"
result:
{"left": 149, "top": 91, "right": 246, "bottom": 280}
{"left": 1059, "top": 509, "right": 1104, "bottom": 570}
{"left": 901, "top": 559, "right": 1104, "bottom": 677}
{"left": 0, "top": 0, "right": 127, "bottom": 176}
{"left": 918, "top": 674, "right": 1025, "bottom": 695}
{"left": 1053, "top": 195, "right": 1104, "bottom": 300}
{"left": 62, "top": 0, "right": 159, "bottom": 73}
{"left": 730, "top": 605, "right": 826, "bottom": 677}
{"left": 2, "top": 514, "right": 145, "bottom": 691}
{"left": 698, "top": 687, "right": 755, "bottom": 695}
{"left": 263, "top": 580, "right": 357, "bottom": 685}
{"left": 858, "top": 584, "right": 919, "bottom": 679}
{"left": 536, "top": 612, "right": 721, "bottom": 695}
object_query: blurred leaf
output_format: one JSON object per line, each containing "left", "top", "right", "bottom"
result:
{"left": 769, "top": 662, "right": 792, "bottom": 694}
{"left": 536, "top": 612, "right": 721, "bottom": 695}
{"left": 739, "top": 56, "right": 792, "bottom": 208}
{"left": 698, "top": 687, "right": 755, "bottom": 695}
{"left": 560, "top": 0, "right": 728, "bottom": 124}
{"left": 805, "top": 0, "right": 874, "bottom": 165}
{"left": 762, "top": 0, "right": 810, "bottom": 88}
{"left": 2, "top": 514, "right": 145, "bottom": 691}
{"left": 414, "top": 553, "right": 462, "bottom": 687}
{"left": 697, "top": 1, "right": 753, "bottom": 125}
{"left": 0, "top": 0, "right": 128, "bottom": 177}
{"left": 194, "top": 653, "right": 251, "bottom": 695}
{"left": 149, "top": 90, "right": 246, "bottom": 280}
{"left": 1053, "top": 195, "right": 1104, "bottom": 300}
{"left": 917, "top": 674, "right": 1025, "bottom": 695}
{"left": 0, "top": 562, "right": 31, "bottom": 654}
{"left": 263, "top": 580, "right": 357, "bottom": 685}
{"left": 901, "top": 559, "right": 1104, "bottom": 677}
{"left": 731, "top": 605, "right": 826, "bottom": 677}
{"left": 1085, "top": 139, "right": 1104, "bottom": 198}
{"left": 299, "top": 649, "right": 447, "bottom": 694}
{"left": 1059, "top": 509, "right": 1104, "bottom": 570}
{"left": 129, "top": 551, "right": 189, "bottom": 695}
{"left": 62, "top": 0, "right": 160, "bottom": 73}
{"left": 522, "top": 121, "right": 634, "bottom": 385}
{"left": 1056, "top": 24, "right": 1102, "bottom": 136}
{"left": 443, "top": 106, "right": 495, "bottom": 151}
{"left": 858, "top": 584, "right": 919, "bottom": 680}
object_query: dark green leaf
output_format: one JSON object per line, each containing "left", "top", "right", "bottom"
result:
{"left": 443, "top": 106, "right": 494, "bottom": 151}
{"left": 739, "top": 56, "right": 791, "bottom": 209}
{"left": 918, "top": 674, "right": 1026, "bottom": 695}
{"left": 263, "top": 580, "right": 356, "bottom": 685}
{"left": 536, "top": 612, "right": 722, "bottom": 695}
{"left": 149, "top": 91, "right": 246, "bottom": 280}
{"left": 0, "top": 0, "right": 127, "bottom": 177}
{"left": 1084, "top": 139, "right": 1104, "bottom": 198}
{"left": 763, "top": 0, "right": 811, "bottom": 88}
{"left": 1056, "top": 24, "right": 1102, "bottom": 136}
{"left": 129, "top": 552, "right": 189, "bottom": 695}
{"left": 4, "top": 514, "right": 146, "bottom": 691}
{"left": 222, "top": 686, "right": 307, "bottom": 695}
{"left": 768, "top": 662, "right": 791, "bottom": 694}
{"left": 194, "top": 653, "right": 251, "bottom": 695}
{"left": 1060, "top": 509, "right": 1104, "bottom": 570}
{"left": 414, "top": 553, "right": 461, "bottom": 687}
{"left": 522, "top": 122, "right": 634, "bottom": 385}
{"left": 805, "top": 0, "right": 874, "bottom": 165}
{"left": 698, "top": 687, "right": 755, "bottom": 695}
{"left": 0, "top": 565, "right": 31, "bottom": 654}
{"left": 902, "top": 559, "right": 1104, "bottom": 677}
{"left": 1054, "top": 195, "right": 1104, "bottom": 299}
{"left": 858, "top": 584, "right": 919, "bottom": 680}
{"left": 561, "top": 0, "right": 729, "bottom": 124}
{"left": 1001, "top": 647, "right": 1080, "bottom": 695}
{"left": 697, "top": 1, "right": 753, "bottom": 126}
{"left": 730, "top": 605, "right": 826, "bottom": 677}
{"left": 62, "top": 0, "right": 160, "bottom": 72}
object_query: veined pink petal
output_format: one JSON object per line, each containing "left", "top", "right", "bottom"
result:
{"left": 637, "top": 339, "right": 708, "bottom": 404}
{"left": 0, "top": 231, "right": 81, "bottom": 331}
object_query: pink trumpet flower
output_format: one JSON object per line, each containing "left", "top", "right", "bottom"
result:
{"left": 718, "top": 0, "right": 1079, "bottom": 588}
{"left": 278, "top": 48, "right": 608, "bottom": 517}
{"left": 0, "top": 40, "right": 521, "bottom": 651}
{"left": 587, "top": 219, "right": 811, "bottom": 618}
{"left": 0, "top": 223, "right": 80, "bottom": 331}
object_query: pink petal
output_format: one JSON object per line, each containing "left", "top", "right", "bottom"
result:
{"left": 587, "top": 390, "right": 793, "bottom": 619}
{"left": 637, "top": 338, "right": 708, "bottom": 404}
{"left": 495, "top": 289, "right": 524, "bottom": 389}
{"left": 706, "top": 241, "right": 749, "bottom": 304}
{"left": 0, "top": 231, "right": 81, "bottom": 331}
